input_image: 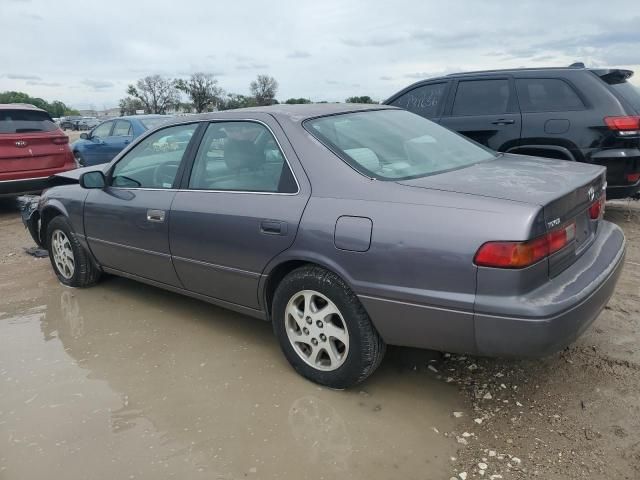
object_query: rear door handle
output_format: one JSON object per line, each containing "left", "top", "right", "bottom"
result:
{"left": 260, "top": 220, "right": 287, "bottom": 235}
{"left": 491, "top": 119, "right": 515, "bottom": 125}
{"left": 147, "top": 209, "right": 165, "bottom": 223}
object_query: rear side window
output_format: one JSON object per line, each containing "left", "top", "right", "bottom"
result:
{"left": 188, "top": 122, "right": 297, "bottom": 193}
{"left": 0, "top": 109, "right": 57, "bottom": 134}
{"left": 388, "top": 83, "right": 447, "bottom": 118}
{"left": 452, "top": 79, "right": 510, "bottom": 115}
{"left": 516, "top": 78, "right": 584, "bottom": 112}
{"left": 608, "top": 82, "right": 640, "bottom": 112}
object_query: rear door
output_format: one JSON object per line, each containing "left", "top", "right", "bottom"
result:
{"left": 82, "top": 121, "right": 114, "bottom": 165}
{"left": 169, "top": 116, "right": 310, "bottom": 310}
{"left": 84, "top": 122, "right": 201, "bottom": 286}
{"left": 439, "top": 77, "right": 521, "bottom": 151}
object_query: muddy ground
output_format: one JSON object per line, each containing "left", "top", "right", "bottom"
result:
{"left": 0, "top": 198, "right": 639, "bottom": 480}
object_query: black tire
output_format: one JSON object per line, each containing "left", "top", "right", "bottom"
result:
{"left": 272, "top": 265, "right": 385, "bottom": 388}
{"left": 46, "top": 216, "right": 101, "bottom": 288}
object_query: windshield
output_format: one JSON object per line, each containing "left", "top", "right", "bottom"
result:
{"left": 0, "top": 109, "right": 57, "bottom": 134}
{"left": 305, "top": 109, "right": 496, "bottom": 180}
{"left": 140, "top": 117, "right": 172, "bottom": 130}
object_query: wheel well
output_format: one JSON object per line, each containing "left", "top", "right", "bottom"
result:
{"left": 509, "top": 147, "right": 573, "bottom": 161}
{"left": 39, "top": 207, "right": 63, "bottom": 247}
{"left": 264, "top": 260, "right": 345, "bottom": 320}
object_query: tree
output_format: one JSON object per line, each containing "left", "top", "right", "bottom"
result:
{"left": 345, "top": 95, "right": 377, "bottom": 104}
{"left": 284, "top": 97, "right": 311, "bottom": 104}
{"left": 175, "top": 73, "right": 224, "bottom": 113}
{"left": 250, "top": 75, "right": 278, "bottom": 106}
{"left": 0, "top": 91, "right": 79, "bottom": 116}
{"left": 119, "top": 97, "right": 145, "bottom": 116}
{"left": 218, "top": 93, "right": 258, "bottom": 111}
{"left": 126, "top": 75, "right": 180, "bottom": 114}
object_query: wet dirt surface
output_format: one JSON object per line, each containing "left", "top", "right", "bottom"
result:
{"left": 0, "top": 198, "right": 462, "bottom": 480}
{"left": 1, "top": 198, "right": 639, "bottom": 479}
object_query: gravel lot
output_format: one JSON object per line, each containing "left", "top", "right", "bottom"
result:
{"left": 0, "top": 198, "right": 638, "bottom": 479}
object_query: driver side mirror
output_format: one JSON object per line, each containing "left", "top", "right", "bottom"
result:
{"left": 79, "top": 171, "right": 106, "bottom": 189}
{"left": 80, "top": 132, "right": 89, "bottom": 140}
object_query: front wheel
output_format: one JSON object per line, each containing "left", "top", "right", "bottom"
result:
{"left": 272, "top": 266, "right": 385, "bottom": 388}
{"left": 46, "top": 216, "right": 101, "bottom": 287}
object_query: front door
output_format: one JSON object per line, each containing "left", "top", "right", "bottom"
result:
{"left": 439, "top": 77, "right": 522, "bottom": 151}
{"left": 169, "top": 119, "right": 309, "bottom": 309}
{"left": 84, "top": 122, "right": 201, "bottom": 286}
{"left": 82, "top": 121, "right": 114, "bottom": 165}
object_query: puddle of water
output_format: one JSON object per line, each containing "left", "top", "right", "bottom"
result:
{"left": 1, "top": 270, "right": 464, "bottom": 479}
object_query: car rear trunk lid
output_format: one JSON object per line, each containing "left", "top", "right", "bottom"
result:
{"left": 0, "top": 131, "right": 69, "bottom": 173}
{"left": 398, "top": 153, "right": 606, "bottom": 275}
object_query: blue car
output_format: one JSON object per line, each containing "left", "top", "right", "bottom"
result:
{"left": 71, "top": 115, "right": 172, "bottom": 167}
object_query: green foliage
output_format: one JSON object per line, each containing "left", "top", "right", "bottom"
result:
{"left": 284, "top": 98, "right": 311, "bottom": 104}
{"left": 250, "top": 75, "right": 279, "bottom": 106}
{"left": 119, "top": 97, "right": 146, "bottom": 116}
{"left": 345, "top": 95, "right": 377, "bottom": 104}
{"left": 127, "top": 75, "right": 180, "bottom": 114}
{"left": 218, "top": 93, "right": 258, "bottom": 111}
{"left": 0, "top": 91, "right": 78, "bottom": 117}
{"left": 175, "top": 73, "right": 224, "bottom": 113}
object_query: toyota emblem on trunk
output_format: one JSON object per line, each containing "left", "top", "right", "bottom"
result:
{"left": 587, "top": 186, "right": 595, "bottom": 202}
{"left": 15, "top": 140, "right": 28, "bottom": 148}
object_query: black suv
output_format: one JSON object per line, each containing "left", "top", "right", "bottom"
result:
{"left": 384, "top": 65, "right": 640, "bottom": 199}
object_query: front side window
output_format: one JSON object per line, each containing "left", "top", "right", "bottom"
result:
{"left": 111, "top": 123, "right": 198, "bottom": 189}
{"left": 452, "top": 79, "right": 510, "bottom": 115}
{"left": 112, "top": 120, "right": 132, "bottom": 136}
{"left": 92, "top": 121, "right": 113, "bottom": 138}
{"left": 389, "top": 83, "right": 447, "bottom": 118}
{"left": 306, "top": 109, "right": 496, "bottom": 180}
{"left": 516, "top": 78, "right": 584, "bottom": 112}
{"left": 188, "top": 121, "right": 297, "bottom": 193}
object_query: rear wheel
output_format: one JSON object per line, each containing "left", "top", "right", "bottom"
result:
{"left": 46, "top": 216, "right": 101, "bottom": 288}
{"left": 272, "top": 265, "right": 385, "bottom": 388}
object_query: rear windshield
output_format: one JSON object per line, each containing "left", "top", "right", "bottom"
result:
{"left": 610, "top": 82, "right": 640, "bottom": 112}
{"left": 0, "top": 109, "right": 57, "bottom": 134}
{"left": 305, "top": 109, "right": 496, "bottom": 180}
{"left": 140, "top": 117, "right": 172, "bottom": 130}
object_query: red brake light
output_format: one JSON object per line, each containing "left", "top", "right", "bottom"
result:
{"left": 604, "top": 116, "right": 640, "bottom": 131}
{"left": 626, "top": 172, "right": 640, "bottom": 183}
{"left": 589, "top": 194, "right": 606, "bottom": 220}
{"left": 474, "top": 221, "right": 576, "bottom": 269}
{"left": 52, "top": 136, "right": 69, "bottom": 145}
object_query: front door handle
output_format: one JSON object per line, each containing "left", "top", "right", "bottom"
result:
{"left": 147, "top": 209, "right": 165, "bottom": 223}
{"left": 260, "top": 220, "right": 287, "bottom": 235}
{"left": 491, "top": 119, "right": 515, "bottom": 125}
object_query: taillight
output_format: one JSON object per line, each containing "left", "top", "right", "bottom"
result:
{"left": 604, "top": 116, "right": 640, "bottom": 135}
{"left": 626, "top": 172, "right": 640, "bottom": 183}
{"left": 52, "top": 136, "right": 69, "bottom": 145}
{"left": 474, "top": 221, "right": 576, "bottom": 269}
{"left": 589, "top": 193, "right": 606, "bottom": 219}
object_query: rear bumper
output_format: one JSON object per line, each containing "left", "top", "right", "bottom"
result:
{"left": 0, "top": 176, "right": 50, "bottom": 197}
{"left": 590, "top": 148, "right": 640, "bottom": 199}
{"left": 474, "top": 221, "right": 626, "bottom": 356}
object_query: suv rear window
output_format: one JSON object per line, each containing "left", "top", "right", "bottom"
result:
{"left": 0, "top": 109, "right": 57, "bottom": 134}
{"left": 515, "top": 78, "right": 584, "bottom": 112}
{"left": 452, "top": 79, "right": 510, "bottom": 115}
{"left": 609, "top": 82, "right": 640, "bottom": 112}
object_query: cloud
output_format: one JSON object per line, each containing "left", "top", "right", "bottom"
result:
{"left": 287, "top": 50, "right": 311, "bottom": 59}
{"left": 5, "top": 73, "right": 41, "bottom": 80}
{"left": 26, "top": 80, "right": 61, "bottom": 87}
{"left": 379, "top": 76, "right": 393, "bottom": 81}
{"left": 236, "top": 63, "right": 269, "bottom": 70}
{"left": 341, "top": 34, "right": 406, "bottom": 47}
{"left": 82, "top": 79, "right": 115, "bottom": 89}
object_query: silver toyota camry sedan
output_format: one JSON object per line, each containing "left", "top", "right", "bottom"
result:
{"left": 23, "top": 104, "right": 626, "bottom": 388}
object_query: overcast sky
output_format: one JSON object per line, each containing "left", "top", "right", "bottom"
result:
{"left": 1, "top": 0, "right": 639, "bottom": 110}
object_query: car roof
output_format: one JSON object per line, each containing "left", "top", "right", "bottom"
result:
{"left": 162, "top": 103, "right": 396, "bottom": 126}
{"left": 117, "top": 114, "right": 171, "bottom": 120}
{"left": 0, "top": 103, "right": 47, "bottom": 112}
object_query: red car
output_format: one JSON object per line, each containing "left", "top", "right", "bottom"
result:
{"left": 0, "top": 104, "right": 76, "bottom": 196}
